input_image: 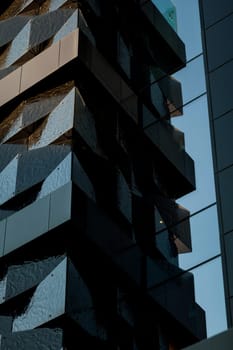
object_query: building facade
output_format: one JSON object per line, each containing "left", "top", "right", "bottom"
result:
{"left": 151, "top": 0, "right": 227, "bottom": 338}
{"left": 184, "top": 327, "right": 233, "bottom": 350}
{"left": 199, "top": 0, "right": 233, "bottom": 329}
{"left": 0, "top": 0, "right": 206, "bottom": 349}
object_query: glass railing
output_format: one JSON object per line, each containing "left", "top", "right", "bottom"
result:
{"left": 152, "top": 0, "right": 177, "bottom": 32}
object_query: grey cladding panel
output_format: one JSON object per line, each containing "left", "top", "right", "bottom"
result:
{"left": 49, "top": 182, "right": 72, "bottom": 229}
{"left": 0, "top": 16, "right": 30, "bottom": 47}
{"left": 66, "top": 259, "right": 93, "bottom": 315}
{"left": 0, "top": 145, "right": 26, "bottom": 172}
{"left": 1, "top": 328, "right": 63, "bottom": 350}
{"left": 48, "top": 0, "right": 68, "bottom": 12}
{"left": 6, "top": 255, "right": 65, "bottom": 300}
{"left": 0, "top": 316, "right": 12, "bottom": 334}
{"left": 12, "top": 259, "right": 67, "bottom": 331}
{"left": 29, "top": 9, "right": 75, "bottom": 48}
{"left": 4, "top": 195, "right": 50, "bottom": 255}
{"left": 0, "top": 209, "right": 14, "bottom": 221}
{"left": 38, "top": 154, "right": 72, "bottom": 199}
{"left": 52, "top": 11, "right": 79, "bottom": 44}
{"left": 15, "top": 146, "right": 71, "bottom": 194}
{"left": 72, "top": 155, "right": 96, "bottom": 201}
{"left": 22, "top": 94, "right": 67, "bottom": 127}
{"left": 74, "top": 88, "right": 99, "bottom": 151}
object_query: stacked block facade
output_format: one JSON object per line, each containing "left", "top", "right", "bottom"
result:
{"left": 0, "top": 1, "right": 206, "bottom": 349}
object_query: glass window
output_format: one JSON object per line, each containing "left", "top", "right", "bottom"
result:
{"left": 224, "top": 231, "right": 233, "bottom": 298}
{"left": 173, "top": 55, "right": 206, "bottom": 105}
{"left": 219, "top": 165, "right": 233, "bottom": 234}
{"left": 172, "top": 95, "right": 216, "bottom": 213}
{"left": 172, "top": 0, "right": 202, "bottom": 60}
{"left": 214, "top": 110, "right": 233, "bottom": 171}
{"left": 191, "top": 257, "right": 227, "bottom": 337}
{"left": 118, "top": 34, "right": 131, "bottom": 78}
{"left": 151, "top": 0, "right": 177, "bottom": 32}
{"left": 210, "top": 59, "right": 233, "bottom": 119}
{"left": 179, "top": 205, "right": 220, "bottom": 270}
{"left": 206, "top": 13, "right": 233, "bottom": 72}
{"left": 202, "top": 0, "right": 233, "bottom": 29}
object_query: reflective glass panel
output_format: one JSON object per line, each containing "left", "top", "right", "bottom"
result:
{"left": 172, "top": 95, "right": 216, "bottom": 213}
{"left": 179, "top": 205, "right": 220, "bottom": 270}
{"left": 173, "top": 55, "right": 206, "bottom": 105}
{"left": 152, "top": 0, "right": 177, "bottom": 31}
{"left": 172, "top": 0, "right": 202, "bottom": 60}
{"left": 191, "top": 257, "right": 227, "bottom": 337}
{"left": 219, "top": 165, "right": 233, "bottom": 234}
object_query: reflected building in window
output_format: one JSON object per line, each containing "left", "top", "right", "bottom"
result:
{"left": 0, "top": 1, "right": 207, "bottom": 349}
{"left": 198, "top": 0, "right": 233, "bottom": 333}
{"left": 168, "top": 0, "right": 228, "bottom": 338}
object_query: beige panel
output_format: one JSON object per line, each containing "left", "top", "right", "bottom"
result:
{"left": 0, "top": 67, "right": 22, "bottom": 107}
{"left": 20, "top": 42, "right": 60, "bottom": 92}
{"left": 59, "top": 29, "right": 79, "bottom": 67}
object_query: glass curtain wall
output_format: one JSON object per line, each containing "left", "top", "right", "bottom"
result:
{"left": 138, "top": 0, "right": 227, "bottom": 338}
{"left": 169, "top": 0, "right": 227, "bottom": 337}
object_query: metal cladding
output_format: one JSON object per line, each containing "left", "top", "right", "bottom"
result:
{"left": 0, "top": 1, "right": 206, "bottom": 349}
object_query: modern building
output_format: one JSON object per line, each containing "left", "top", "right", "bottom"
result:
{"left": 0, "top": 0, "right": 207, "bottom": 349}
{"left": 179, "top": 0, "right": 233, "bottom": 348}
{"left": 199, "top": 0, "right": 233, "bottom": 328}
{"left": 184, "top": 327, "right": 233, "bottom": 350}
{"left": 153, "top": 0, "right": 227, "bottom": 338}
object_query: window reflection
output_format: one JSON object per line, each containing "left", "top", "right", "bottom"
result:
{"left": 191, "top": 258, "right": 227, "bottom": 337}
{"left": 172, "top": 0, "right": 202, "bottom": 60}
{"left": 173, "top": 55, "right": 206, "bottom": 105}
{"left": 172, "top": 95, "right": 216, "bottom": 213}
{"left": 151, "top": 0, "right": 178, "bottom": 32}
{"left": 179, "top": 205, "right": 220, "bottom": 270}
